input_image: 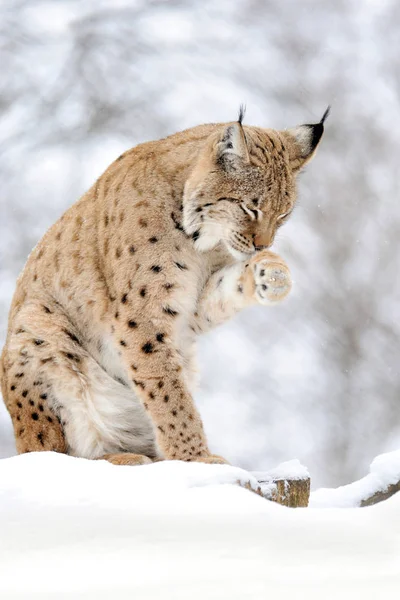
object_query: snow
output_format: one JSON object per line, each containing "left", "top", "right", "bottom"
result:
{"left": 254, "top": 458, "right": 310, "bottom": 481}
{"left": 1, "top": 453, "right": 400, "bottom": 599}
{"left": 310, "top": 449, "right": 400, "bottom": 508}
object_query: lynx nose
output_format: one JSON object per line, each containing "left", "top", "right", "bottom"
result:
{"left": 254, "top": 232, "right": 271, "bottom": 250}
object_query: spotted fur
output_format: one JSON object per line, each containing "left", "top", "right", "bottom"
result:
{"left": 0, "top": 114, "right": 326, "bottom": 465}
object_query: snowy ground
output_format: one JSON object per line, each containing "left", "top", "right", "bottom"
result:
{"left": 1, "top": 453, "right": 400, "bottom": 599}
{"left": 310, "top": 449, "right": 400, "bottom": 508}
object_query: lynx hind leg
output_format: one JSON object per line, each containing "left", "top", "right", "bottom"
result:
{"left": 2, "top": 345, "right": 66, "bottom": 455}
{"left": 4, "top": 300, "right": 159, "bottom": 461}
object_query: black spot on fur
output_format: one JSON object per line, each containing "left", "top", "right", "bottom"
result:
{"left": 63, "top": 330, "right": 80, "bottom": 344}
{"left": 149, "top": 392, "right": 155, "bottom": 399}
{"left": 195, "top": 207, "right": 203, "bottom": 213}
{"left": 142, "top": 342, "right": 154, "bottom": 354}
{"left": 10, "top": 385, "right": 16, "bottom": 391}
{"left": 22, "top": 390, "right": 28, "bottom": 398}
{"left": 128, "top": 320, "right": 137, "bottom": 328}
{"left": 151, "top": 265, "right": 162, "bottom": 273}
{"left": 29, "top": 400, "right": 34, "bottom": 406}
{"left": 171, "top": 212, "right": 185, "bottom": 233}
{"left": 37, "top": 432, "right": 44, "bottom": 445}
{"left": 47, "top": 416, "right": 53, "bottom": 423}
{"left": 64, "top": 352, "right": 81, "bottom": 362}
{"left": 164, "top": 283, "right": 174, "bottom": 291}
{"left": 40, "top": 393, "right": 47, "bottom": 400}
{"left": 121, "top": 293, "right": 128, "bottom": 304}
{"left": 192, "top": 230, "right": 200, "bottom": 241}
{"left": 163, "top": 306, "right": 178, "bottom": 317}
{"left": 149, "top": 237, "right": 158, "bottom": 243}
{"left": 31, "top": 412, "right": 39, "bottom": 421}
{"left": 17, "top": 401, "right": 23, "bottom": 408}
{"left": 175, "top": 262, "right": 187, "bottom": 271}
{"left": 156, "top": 333, "right": 165, "bottom": 343}
{"left": 129, "top": 246, "right": 136, "bottom": 254}
{"left": 34, "top": 339, "right": 44, "bottom": 346}
{"left": 15, "top": 373, "right": 24, "bottom": 378}
{"left": 39, "top": 404, "right": 44, "bottom": 412}
{"left": 120, "top": 340, "right": 127, "bottom": 347}
{"left": 43, "top": 306, "right": 52, "bottom": 314}
{"left": 158, "top": 381, "right": 164, "bottom": 389}
{"left": 132, "top": 379, "right": 145, "bottom": 390}
{"left": 164, "top": 395, "right": 169, "bottom": 403}
{"left": 140, "top": 287, "right": 146, "bottom": 297}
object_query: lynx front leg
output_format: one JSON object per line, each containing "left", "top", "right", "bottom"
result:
{"left": 115, "top": 318, "right": 227, "bottom": 464}
{"left": 193, "top": 250, "right": 292, "bottom": 333}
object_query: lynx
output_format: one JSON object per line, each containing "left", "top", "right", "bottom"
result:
{"left": 1, "top": 109, "right": 328, "bottom": 465}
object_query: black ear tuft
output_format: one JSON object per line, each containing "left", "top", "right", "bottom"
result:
{"left": 285, "top": 108, "right": 329, "bottom": 171}
{"left": 320, "top": 105, "right": 331, "bottom": 125}
{"left": 238, "top": 104, "right": 246, "bottom": 125}
{"left": 309, "top": 123, "right": 324, "bottom": 152}
{"left": 304, "top": 106, "right": 331, "bottom": 154}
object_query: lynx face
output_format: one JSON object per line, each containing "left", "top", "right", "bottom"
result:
{"left": 183, "top": 111, "right": 328, "bottom": 259}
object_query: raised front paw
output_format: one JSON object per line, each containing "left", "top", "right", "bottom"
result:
{"left": 246, "top": 250, "right": 292, "bottom": 305}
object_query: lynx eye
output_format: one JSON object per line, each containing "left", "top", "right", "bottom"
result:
{"left": 240, "top": 203, "right": 263, "bottom": 221}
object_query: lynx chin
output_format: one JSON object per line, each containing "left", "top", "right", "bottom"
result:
{"left": 1, "top": 109, "right": 328, "bottom": 466}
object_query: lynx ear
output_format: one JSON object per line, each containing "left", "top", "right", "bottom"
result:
{"left": 284, "top": 106, "right": 330, "bottom": 172}
{"left": 215, "top": 113, "right": 250, "bottom": 170}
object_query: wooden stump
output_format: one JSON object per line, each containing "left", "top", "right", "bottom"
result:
{"left": 251, "top": 461, "right": 311, "bottom": 507}
{"left": 360, "top": 480, "right": 400, "bottom": 507}
{"left": 270, "top": 477, "right": 311, "bottom": 507}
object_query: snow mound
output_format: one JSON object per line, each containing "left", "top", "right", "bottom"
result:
{"left": 0, "top": 451, "right": 263, "bottom": 514}
{"left": 1, "top": 452, "right": 400, "bottom": 599}
{"left": 310, "top": 449, "right": 400, "bottom": 508}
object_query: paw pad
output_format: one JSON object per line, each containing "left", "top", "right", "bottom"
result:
{"left": 251, "top": 257, "right": 291, "bottom": 305}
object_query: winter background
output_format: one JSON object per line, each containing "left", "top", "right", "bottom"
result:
{"left": 1, "top": 0, "right": 400, "bottom": 490}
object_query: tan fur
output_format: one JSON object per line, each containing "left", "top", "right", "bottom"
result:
{"left": 0, "top": 116, "right": 324, "bottom": 465}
